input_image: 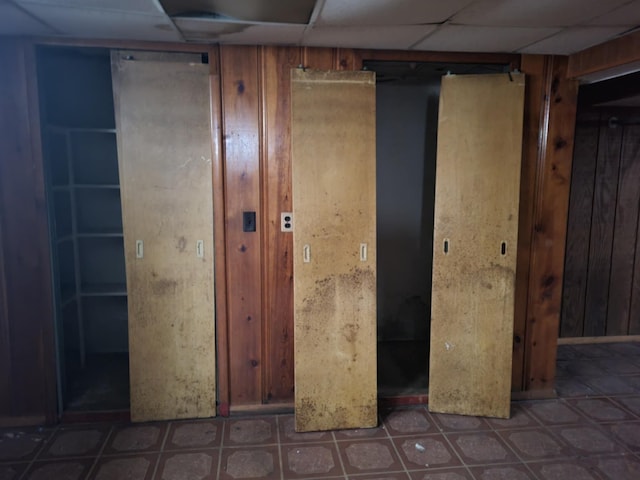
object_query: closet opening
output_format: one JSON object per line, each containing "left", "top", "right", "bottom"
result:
{"left": 36, "top": 46, "right": 129, "bottom": 415}
{"left": 366, "top": 61, "right": 511, "bottom": 397}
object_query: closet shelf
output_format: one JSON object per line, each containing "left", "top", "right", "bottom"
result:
{"left": 77, "top": 231, "right": 123, "bottom": 238}
{"left": 47, "top": 125, "right": 116, "bottom": 134}
{"left": 81, "top": 284, "right": 127, "bottom": 296}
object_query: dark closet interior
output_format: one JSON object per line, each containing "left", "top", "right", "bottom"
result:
{"left": 561, "top": 73, "right": 640, "bottom": 339}
{"left": 37, "top": 46, "right": 129, "bottom": 413}
{"left": 368, "top": 61, "right": 510, "bottom": 396}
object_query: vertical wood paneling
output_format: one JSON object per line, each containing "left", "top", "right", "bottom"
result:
{"left": 210, "top": 47, "right": 231, "bottom": 415}
{"left": 523, "top": 56, "right": 578, "bottom": 392}
{"left": 561, "top": 114, "right": 600, "bottom": 337}
{"left": 261, "top": 46, "right": 301, "bottom": 403}
{"left": 514, "top": 55, "right": 545, "bottom": 391}
{"left": 607, "top": 124, "right": 640, "bottom": 335}
{"left": 302, "top": 47, "right": 337, "bottom": 70}
{"left": 583, "top": 125, "right": 622, "bottom": 336}
{"left": 220, "top": 46, "right": 263, "bottom": 406}
{"left": 631, "top": 212, "right": 640, "bottom": 334}
{"left": 0, "top": 39, "right": 56, "bottom": 423}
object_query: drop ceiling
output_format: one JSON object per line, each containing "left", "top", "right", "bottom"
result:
{"left": 1, "top": 0, "right": 639, "bottom": 55}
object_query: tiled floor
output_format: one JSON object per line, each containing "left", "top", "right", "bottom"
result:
{"left": 2, "top": 342, "right": 640, "bottom": 480}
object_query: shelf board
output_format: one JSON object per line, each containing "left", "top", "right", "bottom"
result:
{"left": 47, "top": 125, "right": 116, "bottom": 134}
{"left": 77, "top": 231, "right": 123, "bottom": 238}
{"left": 74, "top": 184, "right": 120, "bottom": 189}
{"left": 81, "top": 284, "right": 127, "bottom": 296}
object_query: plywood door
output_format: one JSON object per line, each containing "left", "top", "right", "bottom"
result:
{"left": 291, "top": 69, "right": 377, "bottom": 432}
{"left": 429, "top": 73, "right": 525, "bottom": 419}
{"left": 111, "top": 51, "right": 215, "bottom": 422}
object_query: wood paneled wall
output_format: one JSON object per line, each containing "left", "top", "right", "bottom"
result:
{"left": 0, "top": 39, "right": 579, "bottom": 421}
{"left": 0, "top": 40, "right": 56, "bottom": 425}
{"left": 562, "top": 109, "right": 640, "bottom": 337}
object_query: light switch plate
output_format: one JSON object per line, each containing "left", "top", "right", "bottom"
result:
{"left": 281, "top": 212, "right": 293, "bottom": 232}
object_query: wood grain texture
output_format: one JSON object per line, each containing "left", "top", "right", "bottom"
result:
{"left": 292, "top": 69, "right": 377, "bottom": 432}
{"left": 583, "top": 124, "right": 622, "bottom": 336}
{"left": 631, "top": 211, "right": 640, "bottom": 334}
{"left": 0, "top": 39, "right": 56, "bottom": 423}
{"left": 219, "top": 46, "right": 264, "bottom": 406}
{"left": 607, "top": 124, "right": 640, "bottom": 335}
{"left": 429, "top": 73, "right": 525, "bottom": 419}
{"left": 523, "top": 56, "right": 578, "bottom": 392}
{"left": 302, "top": 47, "right": 337, "bottom": 70}
{"left": 209, "top": 46, "right": 231, "bottom": 415}
{"left": 567, "top": 30, "right": 640, "bottom": 79}
{"left": 560, "top": 113, "right": 599, "bottom": 337}
{"left": 513, "top": 55, "right": 545, "bottom": 392}
{"left": 112, "top": 51, "right": 216, "bottom": 422}
{"left": 261, "top": 46, "right": 301, "bottom": 403}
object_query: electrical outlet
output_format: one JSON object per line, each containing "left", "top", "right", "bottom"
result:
{"left": 281, "top": 212, "right": 293, "bottom": 232}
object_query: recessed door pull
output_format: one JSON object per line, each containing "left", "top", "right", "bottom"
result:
{"left": 360, "top": 243, "right": 367, "bottom": 262}
{"left": 443, "top": 239, "right": 449, "bottom": 254}
{"left": 501, "top": 241, "right": 507, "bottom": 256}
{"left": 196, "top": 240, "right": 204, "bottom": 258}
{"left": 303, "top": 244, "right": 311, "bottom": 263}
{"left": 136, "top": 240, "right": 144, "bottom": 259}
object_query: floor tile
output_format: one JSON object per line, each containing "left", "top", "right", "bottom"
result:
{"left": 224, "top": 417, "right": 278, "bottom": 446}
{"left": 485, "top": 405, "right": 539, "bottom": 430}
{"left": 613, "top": 396, "right": 640, "bottom": 417}
{"left": 219, "top": 446, "right": 280, "bottom": 480}
{"left": 446, "top": 432, "right": 517, "bottom": 466}
{"left": 0, "top": 463, "right": 28, "bottom": 480}
{"left": 594, "top": 357, "right": 640, "bottom": 375}
{"left": 278, "top": 415, "right": 333, "bottom": 444}
{"left": 527, "top": 460, "right": 604, "bottom": 480}
{"left": 583, "top": 376, "right": 639, "bottom": 395}
{"left": 338, "top": 439, "right": 404, "bottom": 475}
{"left": 468, "top": 464, "right": 536, "bottom": 479}
{"left": 156, "top": 450, "right": 220, "bottom": 480}
{"left": 409, "top": 467, "right": 473, "bottom": 480}
{"left": 568, "top": 398, "right": 634, "bottom": 422}
{"left": 23, "top": 458, "right": 95, "bottom": 480}
{"left": 165, "top": 419, "right": 223, "bottom": 450}
{"left": 524, "top": 400, "right": 582, "bottom": 425}
{"left": 0, "top": 428, "right": 52, "bottom": 462}
{"left": 554, "top": 378, "right": 598, "bottom": 397}
{"left": 393, "top": 434, "right": 462, "bottom": 471}
{"left": 594, "top": 454, "right": 640, "bottom": 480}
{"left": 497, "top": 428, "right": 571, "bottom": 461}
{"left": 351, "top": 473, "right": 411, "bottom": 480}
{"left": 562, "top": 360, "right": 607, "bottom": 377}
{"left": 551, "top": 425, "right": 622, "bottom": 455}
{"left": 104, "top": 424, "right": 166, "bottom": 455}
{"left": 40, "top": 425, "right": 110, "bottom": 459}
{"left": 282, "top": 442, "right": 344, "bottom": 478}
{"left": 383, "top": 409, "right": 436, "bottom": 436}
{"left": 430, "top": 413, "right": 490, "bottom": 433}
{"left": 607, "top": 422, "right": 640, "bottom": 452}
{"left": 89, "top": 453, "right": 157, "bottom": 480}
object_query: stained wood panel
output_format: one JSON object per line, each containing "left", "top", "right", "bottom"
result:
{"left": 0, "top": 40, "right": 56, "bottom": 424}
{"left": 429, "top": 73, "right": 525, "bottom": 418}
{"left": 112, "top": 51, "right": 215, "bottom": 422}
{"left": 292, "top": 69, "right": 377, "bottom": 432}
{"left": 561, "top": 115, "right": 600, "bottom": 337}
{"left": 607, "top": 125, "right": 640, "bottom": 335}
{"left": 584, "top": 125, "right": 622, "bottom": 336}
{"left": 219, "top": 46, "right": 263, "bottom": 408}
{"left": 523, "top": 56, "right": 577, "bottom": 392}
{"left": 561, "top": 114, "right": 640, "bottom": 338}
{"left": 261, "top": 46, "right": 300, "bottom": 403}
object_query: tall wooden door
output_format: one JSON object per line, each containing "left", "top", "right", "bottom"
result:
{"left": 429, "top": 73, "right": 525, "bottom": 419}
{"left": 291, "top": 69, "right": 377, "bottom": 432}
{"left": 111, "top": 51, "right": 216, "bottom": 422}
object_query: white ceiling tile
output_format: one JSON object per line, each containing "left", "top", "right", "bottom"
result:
{"left": 15, "top": 0, "right": 164, "bottom": 15}
{"left": 587, "top": 0, "right": 640, "bottom": 26}
{"left": 413, "top": 24, "right": 560, "bottom": 52}
{"left": 452, "top": 0, "right": 630, "bottom": 27}
{"left": 316, "top": 0, "right": 475, "bottom": 26}
{"left": 519, "top": 26, "right": 632, "bottom": 54}
{"left": 302, "top": 25, "right": 437, "bottom": 50}
{"left": 173, "top": 18, "right": 305, "bottom": 44}
{"left": 16, "top": 4, "right": 181, "bottom": 41}
{"left": 0, "top": 3, "right": 56, "bottom": 35}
